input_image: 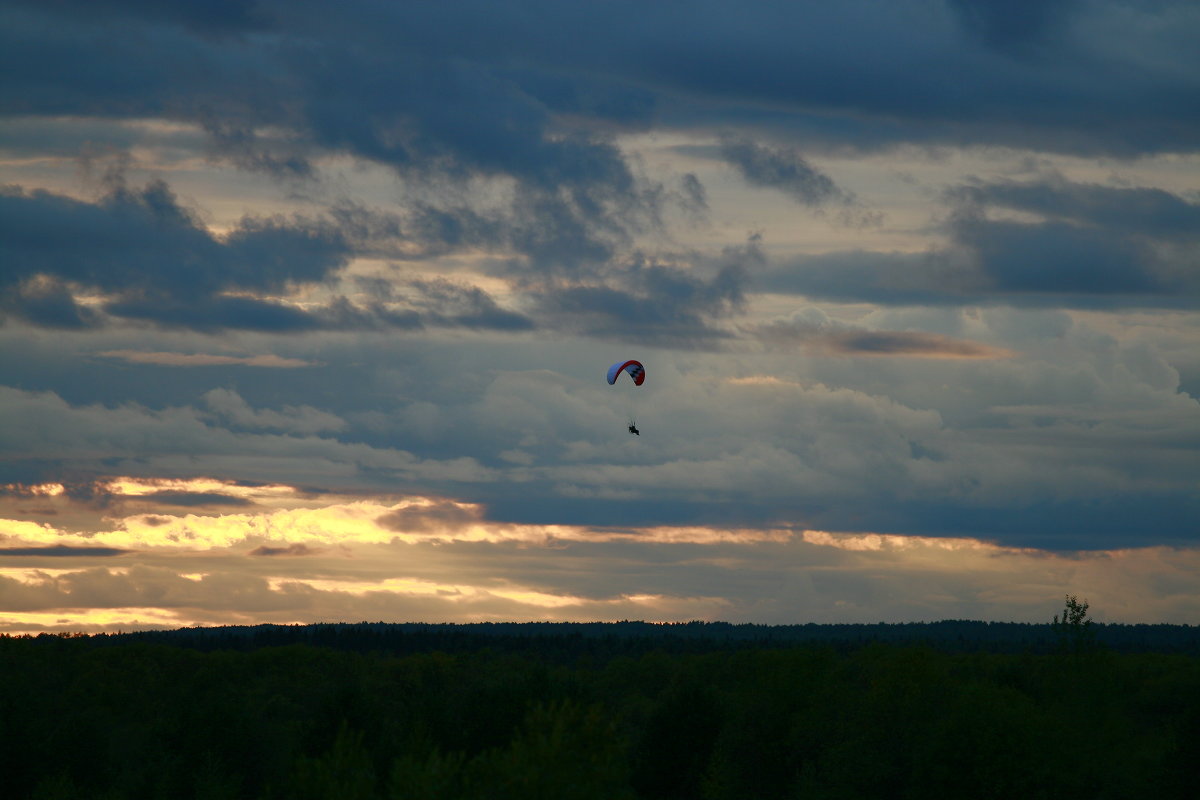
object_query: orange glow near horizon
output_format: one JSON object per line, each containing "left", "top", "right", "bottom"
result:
{"left": 4, "top": 476, "right": 1200, "bottom": 632}
{"left": 99, "top": 477, "right": 299, "bottom": 498}
{"left": 1, "top": 482, "right": 65, "bottom": 496}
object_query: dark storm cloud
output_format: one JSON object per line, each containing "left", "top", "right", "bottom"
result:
{"left": 2, "top": 0, "right": 1194, "bottom": 336}
{"left": 1, "top": 276, "right": 100, "bottom": 329}
{"left": 654, "top": 1, "right": 1200, "bottom": 156}
{"left": 678, "top": 173, "right": 708, "bottom": 218}
{"left": 0, "top": 545, "right": 129, "bottom": 557}
{"left": 759, "top": 250, "right": 976, "bottom": 306}
{"left": 532, "top": 240, "right": 759, "bottom": 344}
{"left": 200, "top": 120, "right": 313, "bottom": 179}
{"left": 826, "top": 331, "right": 1006, "bottom": 358}
{"left": 0, "top": 182, "right": 547, "bottom": 333}
{"left": 103, "top": 293, "right": 324, "bottom": 332}
{"left": 131, "top": 491, "right": 252, "bottom": 508}
{"left": 1, "top": 479, "right": 250, "bottom": 515}
{"left": 332, "top": 197, "right": 625, "bottom": 279}
{"left": 3, "top": 1, "right": 1195, "bottom": 176}
{"left": 751, "top": 315, "right": 1012, "bottom": 359}
{"left": 828, "top": 495, "right": 1200, "bottom": 552}
{"left": 0, "top": 320, "right": 1194, "bottom": 553}
{"left": 947, "top": 178, "right": 1200, "bottom": 300}
{"left": 248, "top": 543, "right": 320, "bottom": 557}
{"left": 0, "top": 181, "right": 349, "bottom": 325}
{"left": 96, "top": 351, "right": 315, "bottom": 368}
{"left": 0, "top": 118, "right": 201, "bottom": 161}
{"left": 6, "top": 0, "right": 270, "bottom": 36}
{"left": 0, "top": 160, "right": 739, "bottom": 340}
{"left": 760, "top": 177, "right": 1200, "bottom": 308}
{"left": 405, "top": 278, "right": 535, "bottom": 331}
{"left": 952, "top": 179, "right": 1200, "bottom": 237}
{"left": 0, "top": 4, "right": 282, "bottom": 120}
{"left": 471, "top": 469, "right": 1200, "bottom": 553}
{"left": 377, "top": 499, "right": 481, "bottom": 535}
{"left": 403, "top": 205, "right": 507, "bottom": 257}
{"left": 1, "top": 0, "right": 1197, "bottom": 569}
{"left": 947, "top": 0, "right": 1079, "bottom": 52}
{"left": 285, "top": 286, "right": 531, "bottom": 335}
{"left": 337, "top": 200, "right": 757, "bottom": 343}
{"left": 956, "top": 219, "right": 1162, "bottom": 295}
{"left": 718, "top": 137, "right": 848, "bottom": 207}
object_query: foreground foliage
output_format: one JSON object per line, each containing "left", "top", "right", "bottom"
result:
{"left": 2, "top": 628, "right": 1198, "bottom": 799}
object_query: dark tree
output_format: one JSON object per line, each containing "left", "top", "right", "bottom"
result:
{"left": 1054, "top": 594, "right": 1097, "bottom": 653}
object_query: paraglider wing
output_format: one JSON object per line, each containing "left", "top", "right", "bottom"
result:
{"left": 606, "top": 359, "right": 645, "bottom": 386}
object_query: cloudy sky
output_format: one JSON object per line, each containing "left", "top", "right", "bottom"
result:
{"left": 2, "top": 0, "right": 1198, "bottom": 633}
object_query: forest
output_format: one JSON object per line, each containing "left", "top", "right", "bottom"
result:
{"left": 2, "top": 619, "right": 1199, "bottom": 799}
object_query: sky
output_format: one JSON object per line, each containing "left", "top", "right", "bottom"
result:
{"left": 1, "top": 0, "right": 1198, "bottom": 633}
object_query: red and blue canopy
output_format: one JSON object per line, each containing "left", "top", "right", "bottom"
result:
{"left": 606, "top": 359, "right": 645, "bottom": 385}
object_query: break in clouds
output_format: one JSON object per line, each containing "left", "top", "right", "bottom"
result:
{"left": 1, "top": 0, "right": 1198, "bottom": 630}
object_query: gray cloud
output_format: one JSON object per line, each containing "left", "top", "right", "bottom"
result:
{"left": 760, "top": 177, "right": 1200, "bottom": 308}
{"left": 678, "top": 173, "right": 708, "bottom": 218}
{"left": 3, "top": 295, "right": 1196, "bottom": 552}
{"left": 947, "top": 0, "right": 1080, "bottom": 52}
{"left": 3, "top": 1, "right": 1195, "bottom": 180}
{"left": 130, "top": 491, "right": 252, "bottom": 508}
{"left": 759, "top": 250, "right": 981, "bottom": 306}
{"left": 951, "top": 177, "right": 1200, "bottom": 238}
{"left": 0, "top": 117, "right": 201, "bottom": 161}
{"left": 947, "top": 177, "right": 1200, "bottom": 301}
{"left": 202, "top": 388, "right": 348, "bottom": 435}
{"left": 826, "top": 331, "right": 1005, "bottom": 358}
{"left": 718, "top": 137, "right": 848, "bottom": 207}
{"left": 751, "top": 314, "right": 1013, "bottom": 359}
{"left": 403, "top": 278, "right": 536, "bottom": 331}
{"left": 96, "top": 351, "right": 316, "bottom": 368}
{"left": 331, "top": 195, "right": 636, "bottom": 282}
{"left": 248, "top": 543, "right": 322, "bottom": 557}
{"left": 957, "top": 218, "right": 1161, "bottom": 294}
{"left": 377, "top": 498, "right": 481, "bottom": 535}
{"left": 200, "top": 119, "right": 314, "bottom": 179}
{"left": 1, "top": 275, "right": 100, "bottom": 329}
{"left": 4, "top": 0, "right": 272, "bottom": 36}
{"left": 4, "top": 1, "right": 1194, "bottom": 336}
{"left": 0, "top": 0, "right": 1197, "bottom": 609}
{"left": 102, "top": 294, "right": 323, "bottom": 332}
{"left": 0, "top": 181, "right": 351, "bottom": 329}
{"left": 0, "top": 182, "right": 556, "bottom": 333}
{"left": 531, "top": 239, "right": 760, "bottom": 345}
{"left": 0, "top": 545, "right": 129, "bottom": 557}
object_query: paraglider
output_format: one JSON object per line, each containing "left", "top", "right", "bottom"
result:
{"left": 606, "top": 359, "right": 645, "bottom": 386}
{"left": 607, "top": 359, "right": 645, "bottom": 434}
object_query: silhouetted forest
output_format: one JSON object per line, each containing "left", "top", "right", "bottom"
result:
{"left": 3, "top": 621, "right": 1199, "bottom": 798}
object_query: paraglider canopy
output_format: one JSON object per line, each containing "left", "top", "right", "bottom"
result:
{"left": 607, "top": 359, "right": 645, "bottom": 386}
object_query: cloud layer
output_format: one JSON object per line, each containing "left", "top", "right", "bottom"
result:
{"left": 1, "top": 0, "right": 1197, "bottom": 630}
{"left": 4, "top": 478, "right": 1199, "bottom": 634}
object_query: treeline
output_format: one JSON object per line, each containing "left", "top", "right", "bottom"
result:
{"left": 72, "top": 619, "right": 1200, "bottom": 658}
{"left": 2, "top": 627, "right": 1199, "bottom": 799}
